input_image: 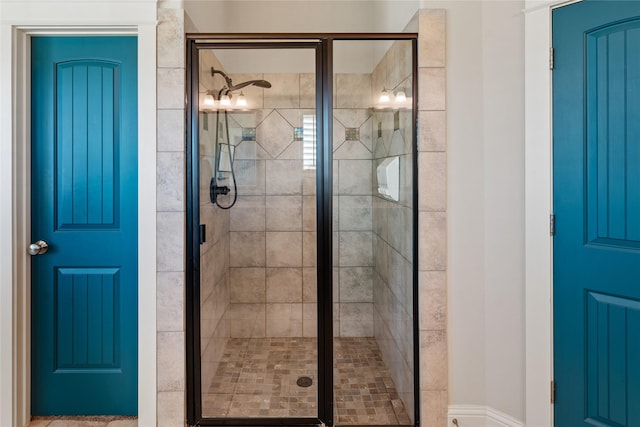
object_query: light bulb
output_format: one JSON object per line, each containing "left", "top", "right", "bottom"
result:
{"left": 394, "top": 90, "right": 407, "bottom": 103}
{"left": 379, "top": 89, "right": 391, "bottom": 104}
{"left": 235, "top": 92, "right": 248, "bottom": 108}
{"left": 220, "top": 94, "right": 231, "bottom": 107}
{"left": 203, "top": 93, "right": 215, "bottom": 107}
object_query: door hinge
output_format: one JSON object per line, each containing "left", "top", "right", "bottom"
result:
{"left": 551, "top": 380, "right": 556, "bottom": 404}
{"left": 199, "top": 224, "right": 206, "bottom": 245}
{"left": 550, "top": 214, "right": 556, "bottom": 236}
{"left": 549, "top": 47, "right": 555, "bottom": 70}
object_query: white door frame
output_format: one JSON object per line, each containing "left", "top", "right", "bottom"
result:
{"left": 524, "top": 1, "right": 581, "bottom": 426}
{"left": 0, "top": 4, "right": 157, "bottom": 425}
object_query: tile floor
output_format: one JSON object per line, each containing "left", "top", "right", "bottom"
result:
{"left": 28, "top": 417, "right": 136, "bottom": 427}
{"left": 203, "top": 337, "right": 411, "bottom": 425}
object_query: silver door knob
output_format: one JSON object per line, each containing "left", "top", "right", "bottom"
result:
{"left": 28, "top": 240, "right": 49, "bottom": 256}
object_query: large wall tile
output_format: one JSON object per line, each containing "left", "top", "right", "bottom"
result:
{"left": 266, "top": 231, "right": 302, "bottom": 267}
{"left": 266, "top": 303, "right": 302, "bottom": 337}
{"left": 336, "top": 73, "right": 372, "bottom": 109}
{"left": 419, "top": 212, "right": 447, "bottom": 271}
{"left": 418, "top": 68, "right": 446, "bottom": 111}
{"left": 157, "top": 109, "right": 185, "bottom": 152}
{"left": 302, "top": 267, "right": 317, "bottom": 302}
{"left": 340, "top": 303, "right": 373, "bottom": 336}
{"left": 266, "top": 159, "right": 303, "bottom": 195}
{"left": 157, "top": 7, "right": 185, "bottom": 69}
{"left": 230, "top": 196, "right": 266, "bottom": 232}
{"left": 303, "top": 302, "right": 318, "bottom": 337}
{"left": 418, "top": 10, "right": 446, "bottom": 68}
{"left": 266, "top": 267, "right": 302, "bottom": 302}
{"left": 230, "top": 231, "right": 266, "bottom": 267}
{"left": 339, "top": 267, "right": 373, "bottom": 303}
{"left": 339, "top": 231, "right": 373, "bottom": 267}
{"left": 418, "top": 110, "right": 446, "bottom": 152}
{"left": 157, "top": 151, "right": 185, "bottom": 212}
{"left": 419, "top": 271, "right": 447, "bottom": 331}
{"left": 302, "top": 231, "right": 316, "bottom": 267}
{"left": 419, "top": 152, "right": 447, "bottom": 212}
{"left": 157, "top": 272, "right": 184, "bottom": 332}
{"left": 299, "top": 73, "right": 316, "bottom": 109}
{"left": 157, "top": 68, "right": 185, "bottom": 110}
{"left": 264, "top": 73, "right": 300, "bottom": 108}
{"left": 420, "top": 330, "right": 447, "bottom": 390}
{"left": 257, "top": 110, "right": 294, "bottom": 159}
{"left": 157, "top": 212, "right": 184, "bottom": 272}
{"left": 338, "top": 159, "right": 372, "bottom": 195}
{"left": 157, "top": 391, "right": 184, "bottom": 427}
{"left": 420, "top": 390, "right": 448, "bottom": 427}
{"left": 157, "top": 332, "right": 185, "bottom": 391}
{"left": 235, "top": 159, "right": 266, "bottom": 196}
{"left": 266, "top": 195, "right": 302, "bottom": 231}
{"left": 230, "top": 267, "right": 265, "bottom": 303}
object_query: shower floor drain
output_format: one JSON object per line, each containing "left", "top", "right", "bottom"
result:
{"left": 296, "top": 376, "right": 313, "bottom": 387}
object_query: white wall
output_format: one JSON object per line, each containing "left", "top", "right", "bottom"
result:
{"left": 184, "top": 0, "right": 380, "bottom": 73}
{"left": 433, "top": 0, "right": 525, "bottom": 421}
{"left": 481, "top": 1, "right": 525, "bottom": 419}
{"left": 372, "top": 0, "right": 527, "bottom": 422}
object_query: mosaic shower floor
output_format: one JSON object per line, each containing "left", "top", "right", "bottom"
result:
{"left": 203, "top": 337, "right": 411, "bottom": 425}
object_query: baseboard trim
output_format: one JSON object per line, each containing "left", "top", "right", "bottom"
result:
{"left": 448, "top": 405, "right": 525, "bottom": 427}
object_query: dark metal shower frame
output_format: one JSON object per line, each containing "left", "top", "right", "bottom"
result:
{"left": 185, "top": 33, "right": 419, "bottom": 427}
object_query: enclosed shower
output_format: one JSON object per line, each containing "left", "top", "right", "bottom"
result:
{"left": 187, "top": 35, "right": 417, "bottom": 427}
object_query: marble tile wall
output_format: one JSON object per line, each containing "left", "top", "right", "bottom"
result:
{"left": 370, "top": 39, "right": 416, "bottom": 423}
{"left": 417, "top": 10, "right": 448, "bottom": 427}
{"left": 212, "top": 71, "right": 317, "bottom": 339}
{"left": 333, "top": 78, "right": 375, "bottom": 337}
{"left": 204, "top": 69, "right": 376, "bottom": 339}
{"left": 156, "top": 3, "right": 186, "bottom": 427}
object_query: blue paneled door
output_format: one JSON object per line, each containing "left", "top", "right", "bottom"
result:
{"left": 553, "top": 1, "right": 640, "bottom": 425}
{"left": 31, "top": 37, "right": 138, "bottom": 415}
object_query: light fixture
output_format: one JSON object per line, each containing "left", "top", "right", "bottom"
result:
{"left": 379, "top": 88, "right": 391, "bottom": 104}
{"left": 203, "top": 92, "right": 215, "bottom": 108}
{"left": 235, "top": 92, "right": 247, "bottom": 108}
{"left": 220, "top": 94, "right": 232, "bottom": 107}
{"left": 394, "top": 90, "right": 407, "bottom": 103}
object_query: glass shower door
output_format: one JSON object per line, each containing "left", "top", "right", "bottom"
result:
{"left": 196, "top": 46, "right": 320, "bottom": 421}
{"left": 331, "top": 39, "right": 416, "bottom": 426}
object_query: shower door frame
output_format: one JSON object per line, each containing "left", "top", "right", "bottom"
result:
{"left": 185, "top": 34, "right": 419, "bottom": 427}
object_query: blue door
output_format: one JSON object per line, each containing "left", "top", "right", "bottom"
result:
{"left": 31, "top": 36, "right": 138, "bottom": 415}
{"left": 553, "top": 1, "right": 640, "bottom": 425}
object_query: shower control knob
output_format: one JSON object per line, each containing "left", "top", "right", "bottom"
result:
{"left": 28, "top": 240, "right": 49, "bottom": 256}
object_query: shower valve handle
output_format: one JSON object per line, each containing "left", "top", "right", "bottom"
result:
{"left": 210, "top": 178, "right": 230, "bottom": 204}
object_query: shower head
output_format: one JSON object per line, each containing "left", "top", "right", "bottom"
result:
{"left": 211, "top": 67, "right": 272, "bottom": 94}
{"left": 229, "top": 79, "right": 272, "bottom": 91}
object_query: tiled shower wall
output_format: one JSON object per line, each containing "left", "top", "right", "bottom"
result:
{"left": 156, "top": 2, "right": 187, "bottom": 426}
{"left": 155, "top": 6, "right": 447, "bottom": 426}
{"left": 417, "top": 10, "right": 449, "bottom": 427}
{"left": 370, "top": 39, "right": 416, "bottom": 421}
{"left": 211, "top": 67, "right": 377, "bottom": 339}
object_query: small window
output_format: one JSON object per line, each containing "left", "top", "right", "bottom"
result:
{"left": 302, "top": 114, "right": 316, "bottom": 170}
